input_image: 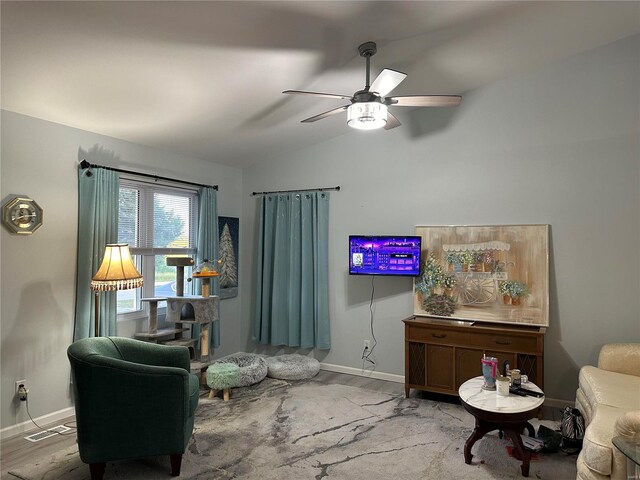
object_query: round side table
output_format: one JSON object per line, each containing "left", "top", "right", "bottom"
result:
{"left": 459, "top": 376, "right": 545, "bottom": 477}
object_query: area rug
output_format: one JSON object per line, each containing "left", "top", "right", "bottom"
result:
{"left": 8, "top": 377, "right": 577, "bottom": 479}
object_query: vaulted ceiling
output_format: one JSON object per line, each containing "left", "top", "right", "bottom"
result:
{"left": 2, "top": 1, "right": 638, "bottom": 167}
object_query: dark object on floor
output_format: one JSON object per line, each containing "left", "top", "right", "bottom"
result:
{"left": 561, "top": 407, "right": 585, "bottom": 443}
{"left": 537, "top": 424, "right": 562, "bottom": 452}
{"left": 520, "top": 434, "right": 544, "bottom": 452}
{"left": 67, "top": 337, "right": 199, "bottom": 480}
{"left": 560, "top": 406, "right": 585, "bottom": 454}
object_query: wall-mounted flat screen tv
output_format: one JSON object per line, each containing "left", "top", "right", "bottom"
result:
{"left": 349, "top": 235, "right": 422, "bottom": 276}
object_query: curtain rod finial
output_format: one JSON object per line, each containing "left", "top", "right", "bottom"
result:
{"left": 80, "top": 159, "right": 92, "bottom": 169}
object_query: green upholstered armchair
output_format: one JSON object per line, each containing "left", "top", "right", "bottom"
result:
{"left": 67, "top": 337, "right": 199, "bottom": 479}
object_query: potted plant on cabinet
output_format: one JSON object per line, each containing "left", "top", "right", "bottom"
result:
{"left": 499, "top": 281, "right": 512, "bottom": 304}
{"left": 443, "top": 274, "right": 456, "bottom": 297}
{"left": 460, "top": 252, "right": 473, "bottom": 272}
{"left": 483, "top": 251, "right": 494, "bottom": 272}
{"left": 473, "top": 252, "right": 485, "bottom": 272}
{"left": 423, "top": 293, "right": 457, "bottom": 316}
{"left": 444, "top": 252, "right": 459, "bottom": 272}
{"left": 415, "top": 253, "right": 445, "bottom": 300}
{"left": 509, "top": 281, "right": 528, "bottom": 306}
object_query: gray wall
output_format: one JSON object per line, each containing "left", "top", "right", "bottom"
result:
{"left": 0, "top": 111, "right": 244, "bottom": 430}
{"left": 241, "top": 35, "right": 640, "bottom": 402}
{"left": 1, "top": 34, "right": 638, "bottom": 433}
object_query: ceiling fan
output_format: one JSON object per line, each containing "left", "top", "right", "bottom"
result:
{"left": 283, "top": 41, "right": 462, "bottom": 131}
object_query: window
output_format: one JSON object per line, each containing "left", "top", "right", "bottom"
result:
{"left": 117, "top": 178, "right": 199, "bottom": 316}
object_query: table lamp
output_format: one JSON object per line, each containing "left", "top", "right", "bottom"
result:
{"left": 90, "top": 243, "right": 143, "bottom": 336}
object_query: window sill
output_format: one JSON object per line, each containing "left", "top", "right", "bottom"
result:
{"left": 118, "top": 310, "right": 147, "bottom": 323}
{"left": 118, "top": 307, "right": 167, "bottom": 324}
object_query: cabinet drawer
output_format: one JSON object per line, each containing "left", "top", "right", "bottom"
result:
{"left": 407, "top": 325, "right": 538, "bottom": 353}
{"left": 471, "top": 333, "right": 537, "bottom": 353}
{"left": 407, "top": 326, "right": 469, "bottom": 345}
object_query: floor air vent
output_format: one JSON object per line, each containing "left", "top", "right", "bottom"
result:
{"left": 24, "top": 425, "right": 72, "bottom": 442}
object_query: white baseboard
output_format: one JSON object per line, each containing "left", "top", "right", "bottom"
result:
{"left": 542, "top": 397, "right": 574, "bottom": 410}
{"left": 318, "top": 364, "right": 573, "bottom": 410}
{"left": 319, "top": 363, "right": 404, "bottom": 384}
{"left": 0, "top": 406, "right": 75, "bottom": 441}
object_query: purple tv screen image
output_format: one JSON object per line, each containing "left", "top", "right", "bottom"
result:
{"left": 349, "top": 235, "right": 422, "bottom": 276}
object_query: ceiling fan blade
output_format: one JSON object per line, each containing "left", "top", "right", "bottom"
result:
{"left": 301, "top": 105, "right": 350, "bottom": 123}
{"left": 370, "top": 69, "right": 407, "bottom": 97}
{"left": 384, "top": 112, "right": 401, "bottom": 130}
{"left": 387, "top": 95, "right": 462, "bottom": 107}
{"left": 283, "top": 90, "right": 352, "bottom": 100}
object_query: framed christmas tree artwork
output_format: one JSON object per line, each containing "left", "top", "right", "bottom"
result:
{"left": 218, "top": 216, "right": 239, "bottom": 299}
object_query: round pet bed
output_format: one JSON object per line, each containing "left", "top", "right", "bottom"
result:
{"left": 266, "top": 354, "right": 320, "bottom": 380}
{"left": 214, "top": 352, "right": 268, "bottom": 387}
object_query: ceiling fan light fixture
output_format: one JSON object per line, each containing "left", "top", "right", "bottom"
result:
{"left": 284, "top": 41, "right": 461, "bottom": 130}
{"left": 347, "top": 102, "right": 387, "bottom": 130}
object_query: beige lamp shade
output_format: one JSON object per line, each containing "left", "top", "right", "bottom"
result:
{"left": 91, "top": 243, "right": 143, "bottom": 292}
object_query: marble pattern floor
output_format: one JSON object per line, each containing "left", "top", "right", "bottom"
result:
{"left": 6, "top": 372, "right": 577, "bottom": 479}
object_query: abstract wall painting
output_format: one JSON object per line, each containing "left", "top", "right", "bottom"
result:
{"left": 414, "top": 225, "right": 549, "bottom": 327}
{"left": 218, "top": 216, "right": 239, "bottom": 299}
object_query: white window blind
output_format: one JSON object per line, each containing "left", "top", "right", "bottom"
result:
{"left": 119, "top": 179, "right": 198, "bottom": 256}
{"left": 117, "top": 178, "right": 199, "bottom": 314}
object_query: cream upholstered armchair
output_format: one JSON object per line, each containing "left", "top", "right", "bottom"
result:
{"left": 576, "top": 343, "right": 640, "bottom": 480}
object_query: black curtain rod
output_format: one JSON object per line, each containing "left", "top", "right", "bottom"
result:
{"left": 79, "top": 160, "right": 218, "bottom": 190}
{"left": 251, "top": 186, "right": 340, "bottom": 196}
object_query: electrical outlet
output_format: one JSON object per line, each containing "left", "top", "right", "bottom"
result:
{"left": 15, "top": 379, "right": 26, "bottom": 394}
{"left": 363, "top": 340, "right": 370, "bottom": 351}
{"left": 15, "top": 380, "right": 28, "bottom": 401}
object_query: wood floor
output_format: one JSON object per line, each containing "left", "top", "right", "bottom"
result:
{"left": 0, "top": 371, "right": 406, "bottom": 478}
{"left": 1, "top": 414, "right": 78, "bottom": 478}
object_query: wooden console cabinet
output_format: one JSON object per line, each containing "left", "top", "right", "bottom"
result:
{"left": 403, "top": 316, "right": 545, "bottom": 398}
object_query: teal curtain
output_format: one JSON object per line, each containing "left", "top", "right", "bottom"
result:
{"left": 74, "top": 167, "right": 120, "bottom": 340}
{"left": 253, "top": 192, "right": 330, "bottom": 349}
{"left": 192, "top": 187, "right": 220, "bottom": 348}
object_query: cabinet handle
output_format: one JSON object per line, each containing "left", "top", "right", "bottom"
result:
{"left": 495, "top": 339, "right": 511, "bottom": 345}
{"left": 432, "top": 333, "right": 446, "bottom": 339}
